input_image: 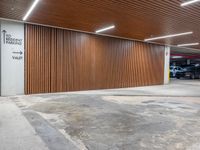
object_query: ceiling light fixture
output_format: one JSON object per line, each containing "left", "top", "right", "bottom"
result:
{"left": 95, "top": 25, "right": 115, "bottom": 33}
{"left": 23, "top": 0, "right": 40, "bottom": 21}
{"left": 181, "top": 0, "right": 200, "bottom": 6}
{"left": 144, "top": 32, "right": 193, "bottom": 42}
{"left": 177, "top": 42, "right": 199, "bottom": 47}
{"left": 171, "top": 56, "right": 183, "bottom": 59}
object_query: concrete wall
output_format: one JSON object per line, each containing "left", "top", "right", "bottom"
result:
{"left": 0, "top": 20, "right": 24, "bottom": 96}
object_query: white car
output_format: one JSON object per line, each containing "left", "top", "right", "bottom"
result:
{"left": 170, "top": 66, "right": 183, "bottom": 78}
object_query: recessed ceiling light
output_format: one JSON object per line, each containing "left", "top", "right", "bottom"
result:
{"left": 23, "top": 0, "right": 40, "bottom": 21}
{"left": 144, "top": 32, "right": 193, "bottom": 42}
{"left": 95, "top": 25, "right": 115, "bottom": 33}
{"left": 177, "top": 43, "right": 199, "bottom": 47}
{"left": 181, "top": 0, "right": 200, "bottom": 6}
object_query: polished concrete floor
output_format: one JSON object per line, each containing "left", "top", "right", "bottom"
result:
{"left": 1, "top": 79, "right": 200, "bottom": 150}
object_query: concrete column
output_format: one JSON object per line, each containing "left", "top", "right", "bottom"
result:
{"left": 164, "top": 46, "right": 170, "bottom": 84}
{"left": 0, "top": 20, "right": 24, "bottom": 96}
{"left": 187, "top": 59, "right": 191, "bottom": 65}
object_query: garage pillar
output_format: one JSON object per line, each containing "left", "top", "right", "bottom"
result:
{"left": 164, "top": 46, "right": 170, "bottom": 84}
{"left": 187, "top": 59, "right": 191, "bottom": 65}
{"left": 0, "top": 20, "right": 24, "bottom": 96}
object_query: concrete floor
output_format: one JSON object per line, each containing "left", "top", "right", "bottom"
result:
{"left": 0, "top": 99, "right": 49, "bottom": 150}
{"left": 1, "top": 79, "right": 200, "bottom": 150}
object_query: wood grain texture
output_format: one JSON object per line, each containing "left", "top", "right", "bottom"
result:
{"left": 1, "top": 0, "right": 200, "bottom": 50}
{"left": 25, "top": 24, "right": 165, "bottom": 94}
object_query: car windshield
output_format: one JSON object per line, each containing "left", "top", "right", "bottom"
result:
{"left": 184, "top": 66, "right": 194, "bottom": 71}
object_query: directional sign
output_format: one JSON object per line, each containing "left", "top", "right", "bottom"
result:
{"left": 1, "top": 20, "right": 25, "bottom": 96}
{"left": 12, "top": 51, "right": 23, "bottom": 55}
{"left": 2, "top": 30, "right": 7, "bottom": 44}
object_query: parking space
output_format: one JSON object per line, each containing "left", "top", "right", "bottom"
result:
{"left": 170, "top": 47, "right": 200, "bottom": 80}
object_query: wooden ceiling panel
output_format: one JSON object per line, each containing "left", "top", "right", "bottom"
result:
{"left": 1, "top": 0, "right": 200, "bottom": 50}
{"left": 0, "top": 0, "right": 34, "bottom": 20}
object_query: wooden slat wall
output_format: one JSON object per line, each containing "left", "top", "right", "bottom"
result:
{"left": 25, "top": 24, "right": 165, "bottom": 94}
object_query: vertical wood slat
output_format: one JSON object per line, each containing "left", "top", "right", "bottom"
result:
{"left": 25, "top": 24, "right": 165, "bottom": 94}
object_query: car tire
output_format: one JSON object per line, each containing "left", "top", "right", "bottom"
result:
{"left": 176, "top": 76, "right": 180, "bottom": 79}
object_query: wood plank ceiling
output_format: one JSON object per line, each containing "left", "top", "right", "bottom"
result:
{"left": 1, "top": 0, "right": 200, "bottom": 50}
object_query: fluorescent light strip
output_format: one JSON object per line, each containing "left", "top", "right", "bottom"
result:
{"left": 23, "top": 0, "right": 40, "bottom": 21}
{"left": 96, "top": 25, "right": 115, "bottom": 33}
{"left": 171, "top": 56, "right": 183, "bottom": 59}
{"left": 144, "top": 32, "right": 193, "bottom": 42}
{"left": 177, "top": 42, "right": 199, "bottom": 47}
{"left": 181, "top": 0, "right": 200, "bottom": 6}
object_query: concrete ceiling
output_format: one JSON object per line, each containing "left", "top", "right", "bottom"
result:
{"left": 171, "top": 46, "right": 200, "bottom": 55}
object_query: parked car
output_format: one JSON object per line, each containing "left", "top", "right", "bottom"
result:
{"left": 176, "top": 64, "right": 200, "bottom": 79}
{"left": 170, "top": 66, "right": 183, "bottom": 78}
